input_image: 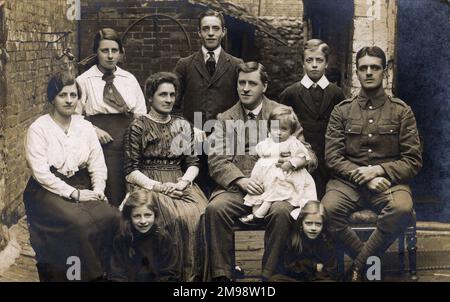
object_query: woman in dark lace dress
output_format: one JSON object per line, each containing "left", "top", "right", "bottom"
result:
{"left": 123, "top": 72, "right": 208, "bottom": 281}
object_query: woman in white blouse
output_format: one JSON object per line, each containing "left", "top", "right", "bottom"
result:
{"left": 23, "top": 72, "right": 120, "bottom": 281}
{"left": 76, "top": 28, "right": 147, "bottom": 206}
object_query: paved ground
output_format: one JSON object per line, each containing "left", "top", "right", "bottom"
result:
{"left": 234, "top": 227, "right": 450, "bottom": 282}
{"left": 0, "top": 218, "right": 38, "bottom": 282}
{"left": 1, "top": 218, "right": 449, "bottom": 282}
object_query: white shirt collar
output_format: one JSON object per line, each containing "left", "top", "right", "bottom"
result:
{"left": 90, "top": 65, "right": 128, "bottom": 78}
{"left": 202, "top": 46, "right": 221, "bottom": 64}
{"left": 300, "top": 74, "right": 330, "bottom": 89}
{"left": 243, "top": 102, "right": 263, "bottom": 118}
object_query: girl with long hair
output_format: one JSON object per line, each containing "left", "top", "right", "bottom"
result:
{"left": 109, "top": 189, "right": 179, "bottom": 282}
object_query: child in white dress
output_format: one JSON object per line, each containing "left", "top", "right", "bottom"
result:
{"left": 240, "top": 106, "right": 317, "bottom": 223}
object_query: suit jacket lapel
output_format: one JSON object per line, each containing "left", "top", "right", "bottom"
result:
{"left": 226, "top": 102, "right": 246, "bottom": 152}
{"left": 193, "top": 50, "right": 210, "bottom": 81}
{"left": 209, "top": 50, "right": 230, "bottom": 86}
{"left": 260, "top": 96, "right": 271, "bottom": 120}
{"left": 228, "top": 101, "right": 245, "bottom": 122}
{"left": 298, "top": 85, "right": 319, "bottom": 116}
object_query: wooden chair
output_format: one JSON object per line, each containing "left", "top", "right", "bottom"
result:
{"left": 336, "top": 209, "right": 418, "bottom": 280}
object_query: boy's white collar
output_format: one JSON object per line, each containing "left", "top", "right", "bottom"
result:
{"left": 300, "top": 74, "right": 330, "bottom": 89}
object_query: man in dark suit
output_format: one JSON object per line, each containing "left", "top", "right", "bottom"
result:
{"left": 280, "top": 39, "right": 345, "bottom": 199}
{"left": 174, "top": 9, "right": 243, "bottom": 195}
{"left": 205, "top": 62, "right": 317, "bottom": 282}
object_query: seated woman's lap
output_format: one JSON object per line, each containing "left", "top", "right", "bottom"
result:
{"left": 25, "top": 181, "right": 119, "bottom": 230}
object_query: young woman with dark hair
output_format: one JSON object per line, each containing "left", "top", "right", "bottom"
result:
{"left": 76, "top": 28, "right": 147, "bottom": 206}
{"left": 23, "top": 71, "right": 120, "bottom": 281}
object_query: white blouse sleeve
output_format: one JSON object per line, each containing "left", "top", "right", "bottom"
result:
{"left": 75, "top": 77, "right": 87, "bottom": 115}
{"left": 125, "top": 170, "right": 160, "bottom": 191}
{"left": 25, "top": 125, "right": 76, "bottom": 199}
{"left": 86, "top": 124, "right": 107, "bottom": 193}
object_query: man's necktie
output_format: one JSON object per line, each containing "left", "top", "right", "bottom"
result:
{"left": 247, "top": 112, "right": 256, "bottom": 120}
{"left": 245, "top": 111, "right": 257, "bottom": 152}
{"left": 206, "top": 51, "right": 216, "bottom": 76}
{"left": 102, "top": 70, "right": 129, "bottom": 113}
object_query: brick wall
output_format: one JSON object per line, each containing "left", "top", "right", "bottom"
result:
{"left": 79, "top": 0, "right": 202, "bottom": 86}
{"left": 78, "top": 0, "right": 303, "bottom": 95}
{"left": 0, "top": 0, "right": 77, "bottom": 225}
{"left": 0, "top": 0, "right": 6, "bottom": 221}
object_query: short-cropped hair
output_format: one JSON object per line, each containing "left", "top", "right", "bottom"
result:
{"left": 303, "top": 39, "right": 330, "bottom": 62}
{"left": 356, "top": 46, "right": 387, "bottom": 69}
{"left": 237, "top": 62, "right": 269, "bottom": 84}
{"left": 198, "top": 9, "right": 225, "bottom": 29}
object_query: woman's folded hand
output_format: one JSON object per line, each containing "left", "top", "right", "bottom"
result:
{"left": 165, "top": 190, "right": 185, "bottom": 199}
{"left": 153, "top": 182, "right": 185, "bottom": 199}
{"left": 71, "top": 189, "right": 105, "bottom": 202}
{"left": 95, "top": 127, "right": 114, "bottom": 144}
{"left": 174, "top": 179, "right": 190, "bottom": 191}
{"left": 159, "top": 182, "right": 178, "bottom": 194}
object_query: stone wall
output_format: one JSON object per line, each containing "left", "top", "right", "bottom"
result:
{"left": 255, "top": 17, "right": 303, "bottom": 98}
{"left": 232, "top": 0, "right": 303, "bottom": 17}
{"left": 351, "top": 0, "right": 397, "bottom": 96}
{"left": 233, "top": 0, "right": 304, "bottom": 98}
{"left": 0, "top": 0, "right": 77, "bottom": 225}
{"left": 78, "top": 0, "right": 304, "bottom": 96}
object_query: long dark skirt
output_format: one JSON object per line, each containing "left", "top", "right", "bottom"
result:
{"left": 86, "top": 113, "right": 134, "bottom": 207}
{"left": 23, "top": 169, "right": 120, "bottom": 281}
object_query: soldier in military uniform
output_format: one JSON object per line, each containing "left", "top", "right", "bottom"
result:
{"left": 322, "top": 46, "right": 423, "bottom": 281}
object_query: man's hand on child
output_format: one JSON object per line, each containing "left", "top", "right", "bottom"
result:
{"left": 277, "top": 154, "right": 307, "bottom": 170}
{"left": 235, "top": 178, "right": 264, "bottom": 195}
{"left": 316, "top": 263, "right": 324, "bottom": 272}
{"left": 291, "top": 156, "right": 307, "bottom": 169}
